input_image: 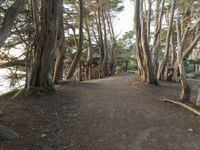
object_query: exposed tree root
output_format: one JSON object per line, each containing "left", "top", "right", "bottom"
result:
{"left": 29, "top": 87, "right": 49, "bottom": 93}
{"left": 10, "top": 89, "right": 25, "bottom": 100}
{"left": 162, "top": 98, "right": 200, "bottom": 116}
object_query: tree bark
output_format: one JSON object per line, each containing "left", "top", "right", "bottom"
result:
{"left": 157, "top": 0, "right": 176, "bottom": 80}
{"left": 147, "top": 0, "right": 152, "bottom": 42}
{"left": 152, "top": 0, "right": 165, "bottom": 84}
{"left": 30, "top": 0, "right": 59, "bottom": 92}
{"left": 134, "top": 0, "right": 146, "bottom": 82}
{"left": 176, "top": 14, "right": 191, "bottom": 101}
{"left": 53, "top": 0, "right": 65, "bottom": 84}
{"left": 101, "top": 6, "right": 108, "bottom": 78}
{"left": 0, "top": 0, "right": 25, "bottom": 49}
{"left": 85, "top": 17, "right": 93, "bottom": 80}
{"left": 134, "top": 0, "right": 156, "bottom": 84}
{"left": 66, "top": 0, "right": 84, "bottom": 79}
{"left": 96, "top": 0, "right": 105, "bottom": 78}
{"left": 107, "top": 11, "right": 116, "bottom": 75}
{"left": 172, "top": 32, "right": 200, "bottom": 81}
{"left": 196, "top": 83, "right": 200, "bottom": 106}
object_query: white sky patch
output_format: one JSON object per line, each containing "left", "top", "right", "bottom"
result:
{"left": 114, "top": 0, "right": 134, "bottom": 37}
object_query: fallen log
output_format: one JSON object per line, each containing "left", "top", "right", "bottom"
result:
{"left": 162, "top": 98, "right": 200, "bottom": 116}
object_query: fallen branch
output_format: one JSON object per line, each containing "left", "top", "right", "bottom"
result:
{"left": 162, "top": 98, "right": 200, "bottom": 116}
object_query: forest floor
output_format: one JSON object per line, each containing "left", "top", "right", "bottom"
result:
{"left": 0, "top": 73, "right": 200, "bottom": 150}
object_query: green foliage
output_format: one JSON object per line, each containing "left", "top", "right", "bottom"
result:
{"left": 116, "top": 30, "right": 136, "bottom": 72}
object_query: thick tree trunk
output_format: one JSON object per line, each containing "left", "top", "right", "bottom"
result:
{"left": 53, "top": 0, "right": 65, "bottom": 84}
{"left": 157, "top": 0, "right": 176, "bottom": 80}
{"left": 25, "top": 0, "right": 39, "bottom": 91}
{"left": 66, "top": 0, "right": 84, "bottom": 79}
{"left": 134, "top": 0, "right": 156, "bottom": 84}
{"left": 134, "top": 0, "right": 146, "bottom": 82}
{"left": 30, "top": 0, "right": 59, "bottom": 92}
{"left": 140, "top": 17, "right": 155, "bottom": 83}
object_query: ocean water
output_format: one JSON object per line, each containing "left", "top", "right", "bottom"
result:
{"left": 0, "top": 69, "right": 10, "bottom": 95}
{"left": 0, "top": 69, "right": 25, "bottom": 95}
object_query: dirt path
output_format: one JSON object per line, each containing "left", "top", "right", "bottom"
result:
{"left": 1, "top": 74, "right": 200, "bottom": 150}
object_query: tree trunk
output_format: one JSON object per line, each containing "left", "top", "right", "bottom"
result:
{"left": 196, "top": 83, "right": 200, "bottom": 106}
{"left": 170, "top": 34, "right": 175, "bottom": 66}
{"left": 157, "top": 0, "right": 176, "bottom": 80}
{"left": 147, "top": 0, "right": 152, "bottom": 42}
{"left": 134, "top": 0, "right": 156, "bottom": 84}
{"left": 66, "top": 0, "right": 84, "bottom": 79}
{"left": 53, "top": 0, "right": 65, "bottom": 84}
{"left": 30, "top": 0, "right": 59, "bottom": 92}
{"left": 152, "top": 0, "right": 165, "bottom": 84}
{"left": 100, "top": 6, "right": 108, "bottom": 78}
{"left": 0, "top": 0, "right": 25, "bottom": 48}
{"left": 85, "top": 15, "right": 93, "bottom": 80}
{"left": 172, "top": 33, "right": 200, "bottom": 81}
{"left": 107, "top": 11, "right": 116, "bottom": 76}
{"left": 96, "top": 0, "right": 105, "bottom": 78}
{"left": 176, "top": 13, "right": 191, "bottom": 101}
{"left": 134, "top": 0, "right": 146, "bottom": 82}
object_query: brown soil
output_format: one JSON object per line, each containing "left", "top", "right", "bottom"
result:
{"left": 0, "top": 74, "right": 200, "bottom": 150}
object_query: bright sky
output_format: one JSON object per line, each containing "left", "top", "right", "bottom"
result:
{"left": 114, "top": 0, "right": 134, "bottom": 37}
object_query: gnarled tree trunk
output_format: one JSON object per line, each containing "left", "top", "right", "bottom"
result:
{"left": 30, "top": 0, "right": 59, "bottom": 92}
{"left": 134, "top": 0, "right": 156, "bottom": 84}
